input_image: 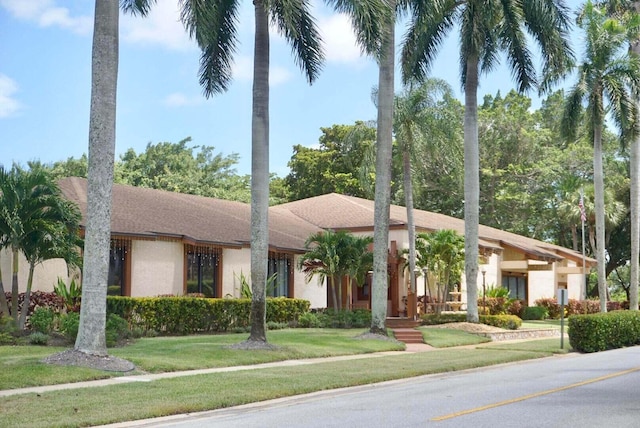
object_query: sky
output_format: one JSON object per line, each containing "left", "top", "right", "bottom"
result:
{"left": 1, "top": 0, "right": 584, "bottom": 177}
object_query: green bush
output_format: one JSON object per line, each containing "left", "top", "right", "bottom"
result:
{"left": 29, "top": 307, "right": 55, "bottom": 333}
{"left": 297, "top": 312, "right": 322, "bottom": 328}
{"left": 28, "top": 332, "right": 50, "bottom": 345}
{"left": 0, "top": 332, "right": 16, "bottom": 345}
{"left": 0, "top": 316, "right": 17, "bottom": 335}
{"left": 316, "top": 309, "right": 371, "bottom": 328}
{"left": 106, "top": 296, "right": 311, "bottom": 335}
{"left": 420, "top": 313, "right": 467, "bottom": 325}
{"left": 522, "top": 306, "right": 548, "bottom": 320}
{"left": 569, "top": 311, "right": 640, "bottom": 353}
{"left": 480, "top": 314, "right": 521, "bottom": 330}
{"left": 106, "top": 314, "right": 130, "bottom": 347}
{"left": 60, "top": 312, "right": 80, "bottom": 341}
{"left": 266, "top": 321, "right": 289, "bottom": 330}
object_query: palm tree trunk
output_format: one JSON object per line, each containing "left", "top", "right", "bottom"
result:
{"left": 594, "top": 119, "right": 607, "bottom": 312}
{"left": 11, "top": 248, "right": 19, "bottom": 323}
{"left": 330, "top": 276, "right": 338, "bottom": 312}
{"left": 630, "top": 20, "right": 640, "bottom": 311}
{"left": 0, "top": 260, "right": 9, "bottom": 317}
{"left": 464, "top": 57, "right": 480, "bottom": 323}
{"left": 17, "top": 263, "right": 35, "bottom": 330}
{"left": 403, "top": 147, "right": 417, "bottom": 300}
{"left": 248, "top": 0, "right": 270, "bottom": 343}
{"left": 370, "top": 1, "right": 394, "bottom": 335}
{"left": 75, "top": 0, "right": 119, "bottom": 356}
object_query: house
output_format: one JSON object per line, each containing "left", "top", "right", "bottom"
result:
{"left": 274, "top": 193, "right": 596, "bottom": 314}
{"left": 3, "top": 178, "right": 595, "bottom": 315}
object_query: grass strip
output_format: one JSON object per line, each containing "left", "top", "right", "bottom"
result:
{"left": 0, "top": 347, "right": 551, "bottom": 428}
{"left": 419, "top": 327, "right": 491, "bottom": 348}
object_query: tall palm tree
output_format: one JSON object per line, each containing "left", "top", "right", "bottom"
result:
{"left": 180, "top": 0, "right": 386, "bottom": 343}
{"left": 393, "top": 78, "right": 455, "bottom": 313}
{"left": 370, "top": 0, "right": 395, "bottom": 334}
{"left": 602, "top": 0, "right": 640, "bottom": 311}
{"left": 401, "top": 0, "right": 573, "bottom": 322}
{"left": 562, "top": 0, "right": 640, "bottom": 312}
{"left": 75, "top": 0, "right": 155, "bottom": 357}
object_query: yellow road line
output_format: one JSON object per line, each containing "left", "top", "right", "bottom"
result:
{"left": 432, "top": 366, "right": 640, "bottom": 422}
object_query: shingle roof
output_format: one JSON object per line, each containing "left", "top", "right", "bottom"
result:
{"left": 274, "top": 193, "right": 594, "bottom": 264}
{"left": 58, "top": 177, "right": 322, "bottom": 252}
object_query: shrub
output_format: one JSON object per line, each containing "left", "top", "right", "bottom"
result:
{"left": 477, "top": 297, "right": 511, "bottom": 315}
{"left": 569, "top": 311, "right": 640, "bottom": 353}
{"left": 421, "top": 313, "right": 467, "bottom": 325}
{"left": 316, "top": 309, "right": 372, "bottom": 328}
{"left": 106, "top": 314, "right": 130, "bottom": 347}
{"left": 522, "top": 306, "right": 548, "bottom": 320}
{"left": 534, "top": 298, "right": 562, "bottom": 319}
{"left": 29, "top": 307, "right": 55, "bottom": 334}
{"left": 0, "top": 332, "right": 16, "bottom": 345}
{"left": 507, "top": 300, "right": 525, "bottom": 318}
{"left": 28, "top": 332, "right": 50, "bottom": 345}
{"left": 266, "top": 321, "right": 289, "bottom": 330}
{"left": 298, "top": 312, "right": 322, "bottom": 328}
{"left": 480, "top": 314, "right": 521, "bottom": 330}
{"left": 60, "top": 312, "right": 80, "bottom": 341}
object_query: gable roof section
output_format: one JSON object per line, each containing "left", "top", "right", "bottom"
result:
{"left": 58, "top": 177, "right": 322, "bottom": 252}
{"left": 274, "top": 193, "right": 593, "bottom": 264}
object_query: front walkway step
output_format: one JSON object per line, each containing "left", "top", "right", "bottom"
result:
{"left": 386, "top": 318, "right": 421, "bottom": 329}
{"left": 392, "top": 328, "right": 424, "bottom": 344}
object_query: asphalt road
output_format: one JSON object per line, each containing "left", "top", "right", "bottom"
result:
{"left": 115, "top": 346, "right": 640, "bottom": 428}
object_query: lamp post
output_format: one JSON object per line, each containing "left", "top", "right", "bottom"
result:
{"left": 481, "top": 268, "right": 487, "bottom": 315}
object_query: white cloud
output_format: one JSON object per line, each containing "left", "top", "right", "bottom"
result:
{"left": 318, "top": 13, "right": 366, "bottom": 65}
{"left": 163, "top": 92, "right": 204, "bottom": 107}
{"left": 232, "top": 56, "right": 293, "bottom": 86}
{"left": 1, "top": 0, "right": 92, "bottom": 34}
{"left": 121, "top": 0, "right": 194, "bottom": 51}
{"left": 0, "top": 74, "right": 22, "bottom": 118}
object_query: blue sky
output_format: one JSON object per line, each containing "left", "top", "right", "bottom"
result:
{"left": 1, "top": 0, "right": 583, "bottom": 176}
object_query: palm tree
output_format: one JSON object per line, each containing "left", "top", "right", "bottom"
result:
{"left": 400, "top": 0, "right": 573, "bottom": 322}
{"left": 602, "top": 0, "right": 640, "bottom": 311}
{"left": 75, "top": 0, "right": 155, "bottom": 357}
{"left": 393, "top": 78, "right": 456, "bottom": 314}
{"left": 562, "top": 0, "right": 640, "bottom": 312}
{"left": 0, "top": 166, "right": 63, "bottom": 325}
{"left": 416, "top": 230, "right": 465, "bottom": 315}
{"left": 18, "top": 198, "right": 82, "bottom": 330}
{"left": 344, "top": 234, "right": 374, "bottom": 309}
{"left": 299, "top": 230, "right": 366, "bottom": 311}
{"left": 180, "top": 0, "right": 386, "bottom": 344}
{"left": 370, "top": 0, "right": 395, "bottom": 334}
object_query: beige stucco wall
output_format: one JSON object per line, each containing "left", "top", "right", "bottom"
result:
{"left": 1, "top": 248, "right": 70, "bottom": 294}
{"left": 130, "top": 240, "right": 183, "bottom": 297}
{"left": 292, "top": 254, "right": 326, "bottom": 309}
{"left": 221, "top": 248, "right": 250, "bottom": 298}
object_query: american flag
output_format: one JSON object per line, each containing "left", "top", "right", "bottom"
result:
{"left": 578, "top": 194, "right": 587, "bottom": 223}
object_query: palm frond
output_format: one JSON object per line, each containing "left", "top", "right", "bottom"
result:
{"left": 270, "top": 0, "right": 324, "bottom": 84}
{"left": 179, "top": 0, "right": 240, "bottom": 96}
{"left": 120, "top": 0, "right": 157, "bottom": 16}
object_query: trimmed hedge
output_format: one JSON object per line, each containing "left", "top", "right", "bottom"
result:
{"left": 420, "top": 313, "right": 521, "bottom": 330}
{"left": 569, "top": 311, "right": 640, "bottom": 353}
{"left": 106, "top": 296, "right": 310, "bottom": 335}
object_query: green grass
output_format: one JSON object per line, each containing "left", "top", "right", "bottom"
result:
{"left": 0, "top": 347, "right": 553, "bottom": 428}
{"left": 418, "top": 327, "right": 491, "bottom": 348}
{"left": 0, "top": 329, "right": 571, "bottom": 427}
{"left": 520, "top": 319, "right": 563, "bottom": 329}
{"left": 0, "top": 329, "right": 404, "bottom": 389}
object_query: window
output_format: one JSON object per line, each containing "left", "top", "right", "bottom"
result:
{"left": 502, "top": 275, "right": 526, "bottom": 300}
{"left": 186, "top": 246, "right": 220, "bottom": 297}
{"left": 186, "top": 247, "right": 220, "bottom": 297}
{"left": 267, "top": 253, "right": 292, "bottom": 297}
{"left": 108, "top": 239, "right": 129, "bottom": 296}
